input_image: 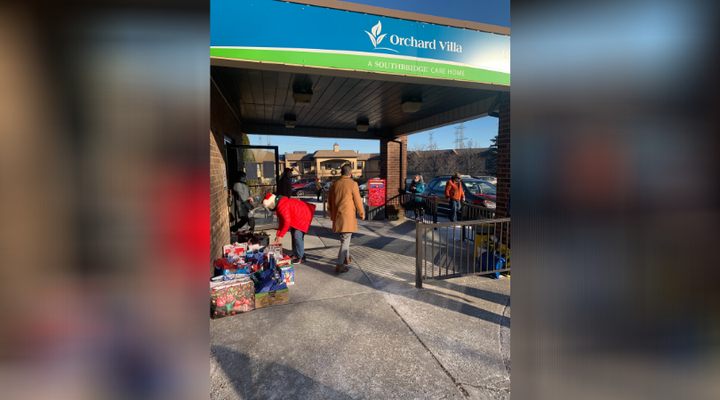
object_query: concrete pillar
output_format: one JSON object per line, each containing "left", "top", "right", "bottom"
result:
{"left": 380, "top": 136, "right": 407, "bottom": 218}
{"left": 495, "top": 93, "right": 510, "bottom": 218}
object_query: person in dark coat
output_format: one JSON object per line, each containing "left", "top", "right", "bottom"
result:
{"left": 315, "top": 180, "right": 323, "bottom": 201}
{"left": 277, "top": 167, "right": 293, "bottom": 197}
{"left": 232, "top": 172, "right": 255, "bottom": 231}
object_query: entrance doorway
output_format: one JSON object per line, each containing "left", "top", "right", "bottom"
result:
{"left": 226, "top": 145, "right": 280, "bottom": 230}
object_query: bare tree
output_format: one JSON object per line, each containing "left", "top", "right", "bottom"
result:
{"left": 408, "top": 128, "right": 488, "bottom": 181}
{"left": 407, "top": 143, "right": 428, "bottom": 177}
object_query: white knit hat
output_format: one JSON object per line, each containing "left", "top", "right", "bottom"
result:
{"left": 262, "top": 193, "right": 277, "bottom": 210}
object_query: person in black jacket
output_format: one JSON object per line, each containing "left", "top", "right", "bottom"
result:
{"left": 277, "top": 168, "right": 293, "bottom": 197}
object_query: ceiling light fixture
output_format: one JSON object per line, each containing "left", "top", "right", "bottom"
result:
{"left": 292, "top": 88, "right": 313, "bottom": 105}
{"left": 284, "top": 114, "right": 296, "bottom": 128}
{"left": 401, "top": 97, "right": 422, "bottom": 113}
{"left": 356, "top": 118, "right": 369, "bottom": 132}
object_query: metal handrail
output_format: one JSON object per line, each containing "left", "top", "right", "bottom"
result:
{"left": 402, "top": 192, "right": 438, "bottom": 224}
{"left": 415, "top": 217, "right": 511, "bottom": 288}
{"left": 419, "top": 217, "right": 508, "bottom": 229}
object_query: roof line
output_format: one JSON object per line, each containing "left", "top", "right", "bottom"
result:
{"left": 278, "top": 0, "right": 510, "bottom": 36}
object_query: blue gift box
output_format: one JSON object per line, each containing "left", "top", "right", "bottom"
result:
{"left": 280, "top": 266, "right": 295, "bottom": 285}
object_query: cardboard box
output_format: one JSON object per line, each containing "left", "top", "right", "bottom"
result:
{"left": 211, "top": 278, "right": 255, "bottom": 319}
{"left": 254, "top": 288, "right": 289, "bottom": 308}
{"left": 254, "top": 235, "right": 269, "bottom": 247}
{"left": 280, "top": 266, "right": 294, "bottom": 285}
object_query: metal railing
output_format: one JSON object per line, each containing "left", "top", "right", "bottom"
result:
{"left": 459, "top": 202, "right": 495, "bottom": 241}
{"left": 402, "top": 193, "right": 438, "bottom": 224}
{"left": 462, "top": 201, "right": 496, "bottom": 221}
{"left": 415, "top": 217, "right": 511, "bottom": 288}
{"left": 247, "top": 183, "right": 276, "bottom": 199}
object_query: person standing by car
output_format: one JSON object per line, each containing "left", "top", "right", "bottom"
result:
{"left": 328, "top": 164, "right": 365, "bottom": 274}
{"left": 445, "top": 172, "right": 465, "bottom": 222}
{"left": 315, "top": 180, "right": 323, "bottom": 202}
{"left": 405, "top": 174, "right": 426, "bottom": 221}
{"left": 277, "top": 167, "right": 293, "bottom": 197}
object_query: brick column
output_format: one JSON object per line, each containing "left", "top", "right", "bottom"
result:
{"left": 495, "top": 93, "right": 510, "bottom": 218}
{"left": 380, "top": 136, "right": 407, "bottom": 218}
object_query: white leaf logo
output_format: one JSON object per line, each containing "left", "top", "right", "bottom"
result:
{"left": 372, "top": 21, "right": 381, "bottom": 37}
{"left": 365, "top": 30, "right": 377, "bottom": 47}
{"left": 364, "top": 20, "right": 398, "bottom": 53}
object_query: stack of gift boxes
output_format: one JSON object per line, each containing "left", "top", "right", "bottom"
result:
{"left": 210, "top": 233, "right": 295, "bottom": 319}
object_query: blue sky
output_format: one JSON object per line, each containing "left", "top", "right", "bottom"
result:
{"left": 343, "top": 0, "right": 510, "bottom": 27}
{"left": 248, "top": 116, "right": 498, "bottom": 155}
{"left": 248, "top": 0, "right": 506, "bottom": 155}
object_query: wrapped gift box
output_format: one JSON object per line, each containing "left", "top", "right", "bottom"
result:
{"left": 210, "top": 277, "right": 255, "bottom": 319}
{"left": 266, "top": 244, "right": 282, "bottom": 259}
{"left": 276, "top": 256, "right": 292, "bottom": 268}
{"left": 255, "top": 285, "right": 289, "bottom": 309}
{"left": 280, "top": 266, "right": 294, "bottom": 285}
{"left": 223, "top": 243, "right": 247, "bottom": 258}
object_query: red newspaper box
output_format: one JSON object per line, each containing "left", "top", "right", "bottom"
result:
{"left": 368, "top": 179, "right": 385, "bottom": 207}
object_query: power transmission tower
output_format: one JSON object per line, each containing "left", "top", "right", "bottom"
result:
{"left": 267, "top": 136, "right": 271, "bottom": 146}
{"left": 455, "top": 123, "right": 466, "bottom": 149}
{"left": 458, "top": 123, "right": 465, "bottom": 147}
{"left": 428, "top": 131, "right": 435, "bottom": 150}
{"left": 258, "top": 135, "right": 262, "bottom": 145}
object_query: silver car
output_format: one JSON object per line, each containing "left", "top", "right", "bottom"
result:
{"left": 473, "top": 175, "right": 497, "bottom": 185}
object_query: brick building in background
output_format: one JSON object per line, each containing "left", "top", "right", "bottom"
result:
{"left": 280, "top": 143, "right": 381, "bottom": 182}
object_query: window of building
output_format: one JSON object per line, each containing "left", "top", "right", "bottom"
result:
{"left": 290, "top": 162, "right": 297, "bottom": 168}
{"left": 304, "top": 162, "right": 311, "bottom": 170}
{"left": 357, "top": 161, "right": 364, "bottom": 169}
{"left": 334, "top": 162, "right": 342, "bottom": 169}
{"left": 324, "top": 163, "right": 332, "bottom": 170}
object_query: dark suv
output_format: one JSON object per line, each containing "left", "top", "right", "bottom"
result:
{"left": 423, "top": 176, "right": 497, "bottom": 215}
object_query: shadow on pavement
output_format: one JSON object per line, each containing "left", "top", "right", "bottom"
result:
{"left": 377, "top": 270, "right": 510, "bottom": 329}
{"left": 211, "top": 345, "right": 354, "bottom": 400}
{"left": 280, "top": 216, "right": 510, "bottom": 328}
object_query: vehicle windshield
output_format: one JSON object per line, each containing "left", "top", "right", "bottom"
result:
{"left": 463, "top": 180, "right": 496, "bottom": 196}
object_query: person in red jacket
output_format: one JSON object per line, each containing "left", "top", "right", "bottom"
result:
{"left": 261, "top": 193, "right": 316, "bottom": 263}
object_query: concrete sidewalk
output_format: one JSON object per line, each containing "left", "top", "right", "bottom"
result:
{"left": 211, "top": 211, "right": 511, "bottom": 400}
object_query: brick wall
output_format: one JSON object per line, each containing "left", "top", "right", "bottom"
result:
{"left": 495, "top": 93, "right": 510, "bottom": 218}
{"left": 210, "top": 81, "right": 247, "bottom": 275}
{"left": 380, "top": 136, "right": 407, "bottom": 217}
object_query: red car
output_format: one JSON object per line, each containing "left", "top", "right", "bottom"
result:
{"left": 291, "top": 177, "right": 318, "bottom": 189}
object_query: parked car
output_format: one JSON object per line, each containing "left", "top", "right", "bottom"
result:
{"left": 473, "top": 175, "right": 497, "bottom": 185}
{"left": 291, "top": 177, "right": 318, "bottom": 189}
{"left": 292, "top": 182, "right": 316, "bottom": 197}
{"left": 423, "top": 176, "right": 497, "bottom": 215}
